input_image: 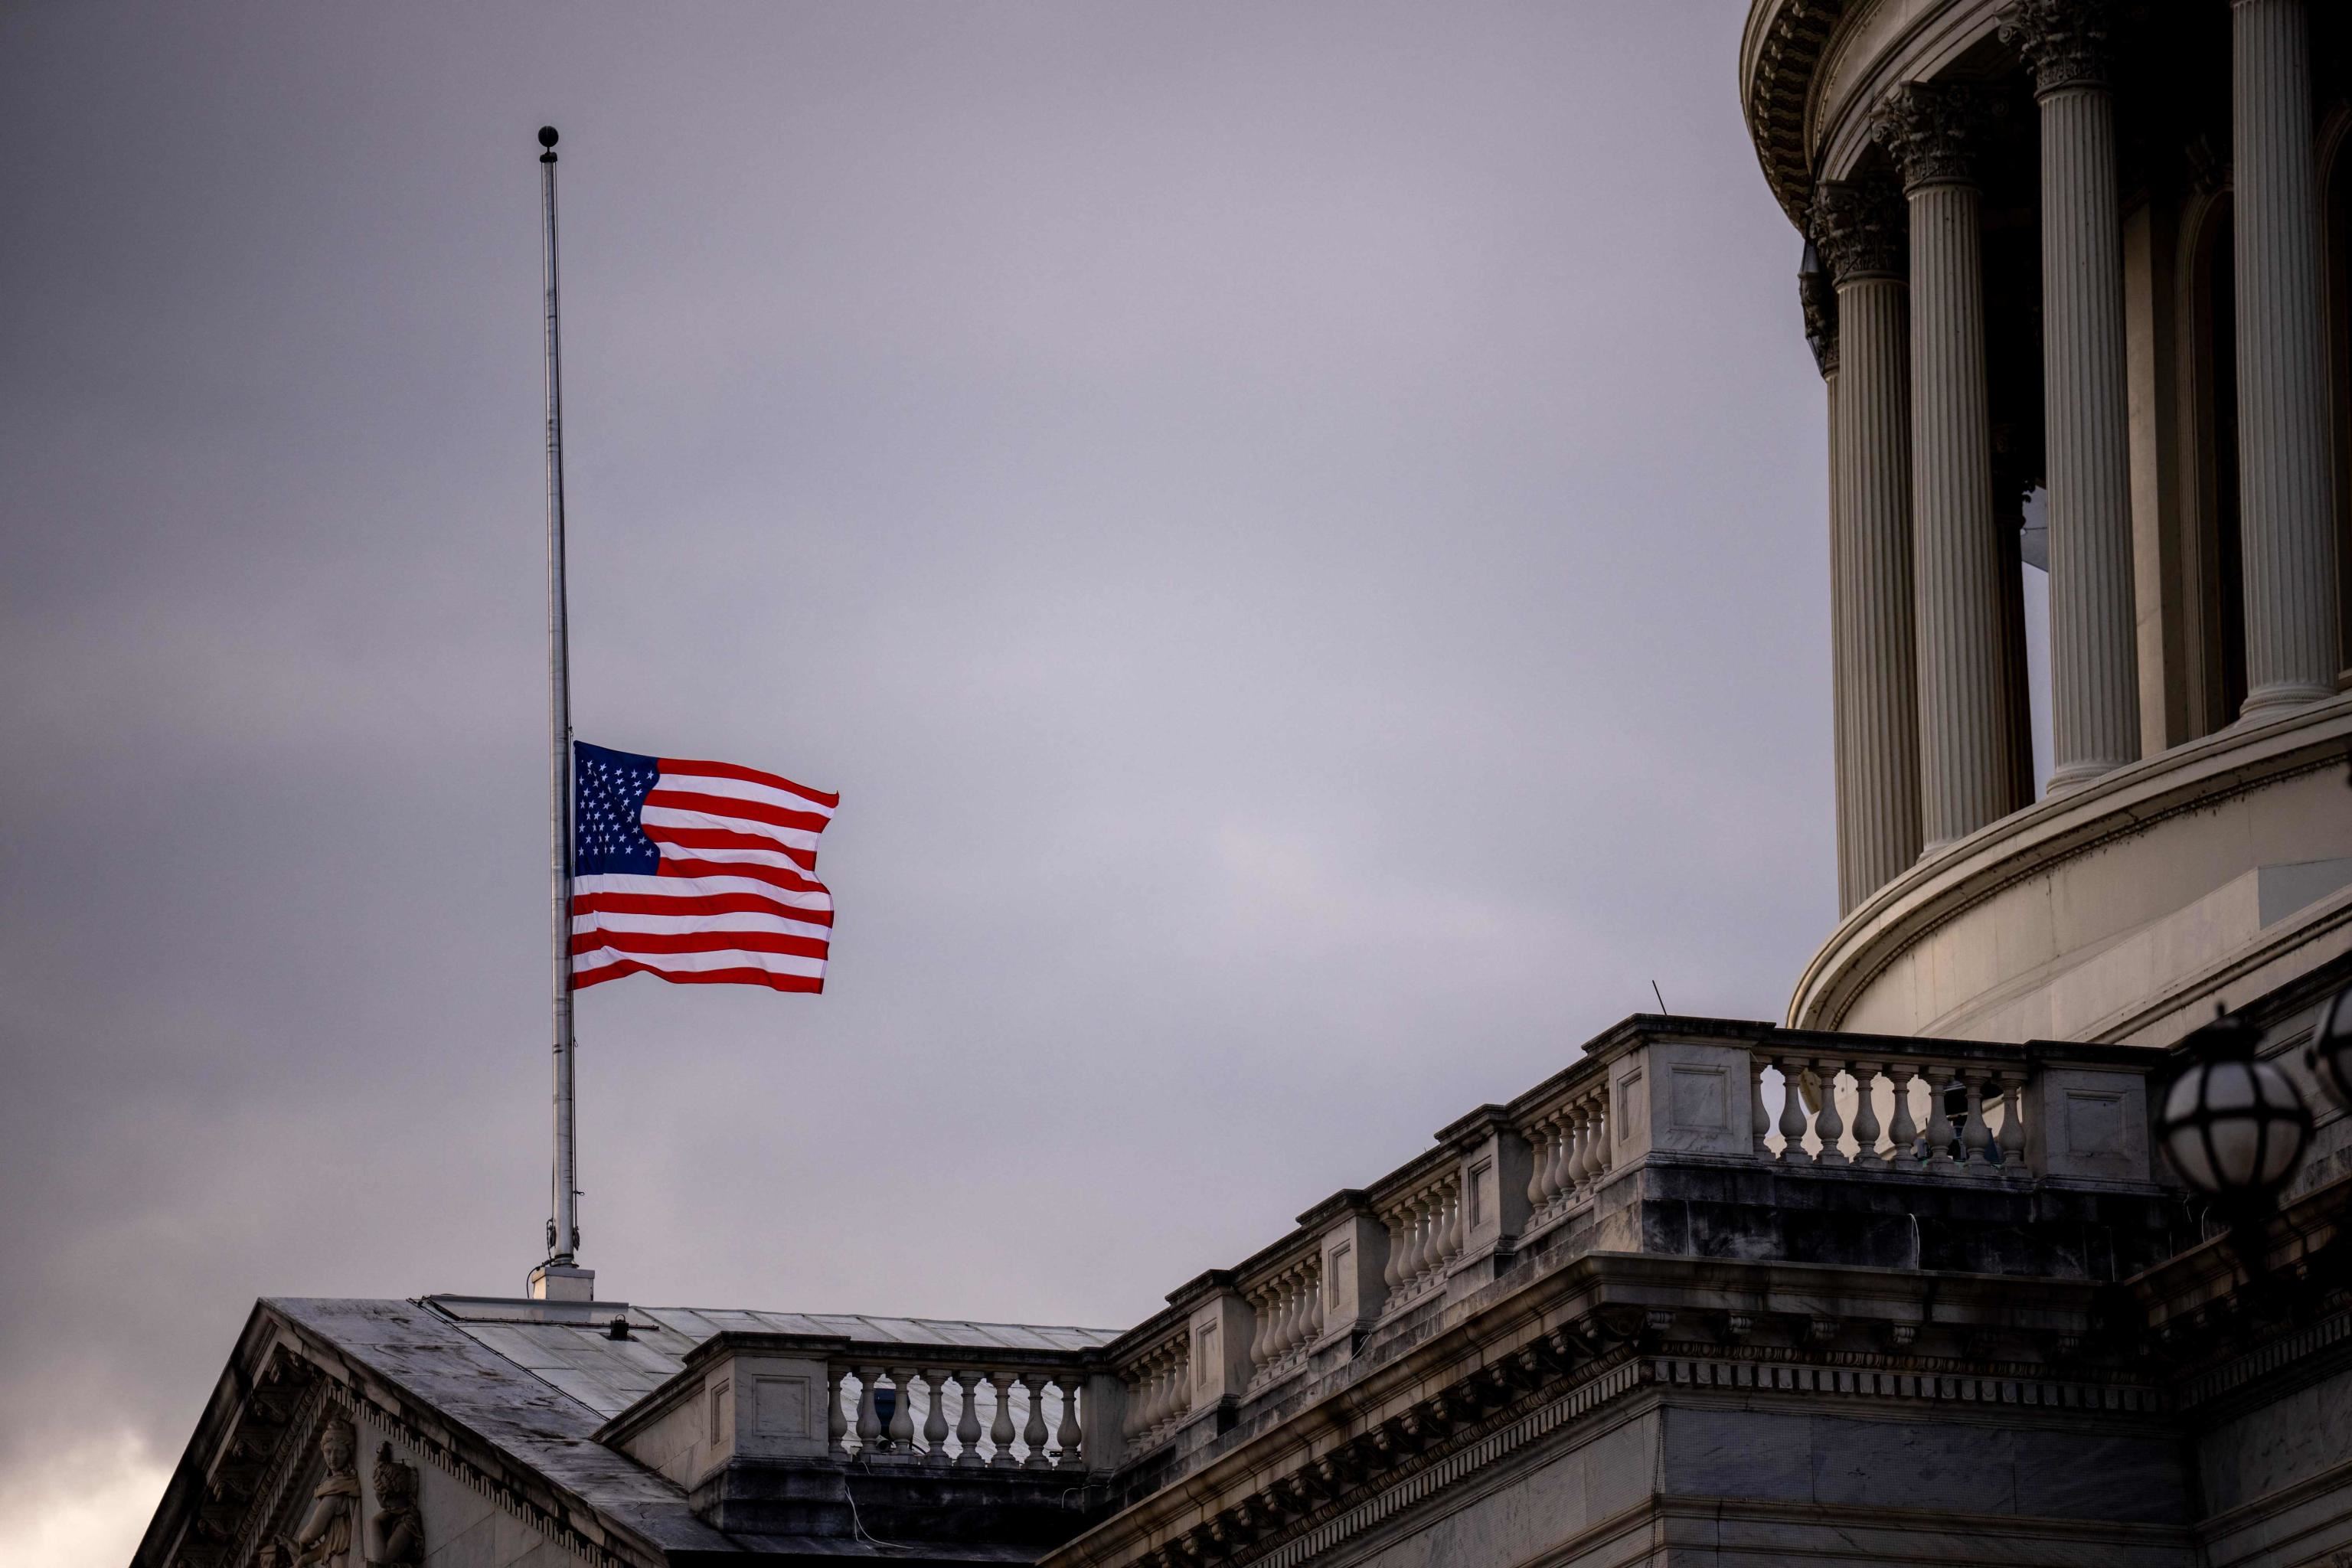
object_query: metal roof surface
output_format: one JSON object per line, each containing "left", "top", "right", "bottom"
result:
{"left": 420, "top": 1295, "right": 1121, "bottom": 1421}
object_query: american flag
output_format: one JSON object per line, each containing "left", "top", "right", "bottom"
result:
{"left": 570, "top": 741, "right": 838, "bottom": 993}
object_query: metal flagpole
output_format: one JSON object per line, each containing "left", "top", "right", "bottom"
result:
{"left": 538, "top": 124, "right": 583, "bottom": 1290}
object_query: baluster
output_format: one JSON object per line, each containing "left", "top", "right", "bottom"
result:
{"left": 1305, "top": 1264, "right": 1325, "bottom": 1344}
{"left": 1547, "top": 1112, "right": 1576, "bottom": 1204}
{"left": 1558, "top": 1106, "right": 1587, "bottom": 1200}
{"left": 1753, "top": 1055, "right": 1772, "bottom": 1156}
{"left": 922, "top": 1369, "right": 949, "bottom": 1462}
{"left": 1995, "top": 1067, "right": 2028, "bottom": 1169}
{"left": 855, "top": 1367, "right": 882, "bottom": 1452}
{"left": 1396, "top": 1197, "right": 1429, "bottom": 1289}
{"left": 1170, "top": 1343, "right": 1192, "bottom": 1422}
{"left": 1438, "top": 1181, "right": 1464, "bottom": 1271}
{"left": 1021, "top": 1373, "right": 1050, "bottom": 1468}
{"left": 1812, "top": 1057, "right": 1848, "bottom": 1166}
{"left": 1246, "top": 1286, "right": 1272, "bottom": 1377}
{"left": 1527, "top": 1116, "right": 1557, "bottom": 1210}
{"left": 829, "top": 1367, "right": 850, "bottom": 1456}
{"left": 1126, "top": 1362, "right": 1151, "bottom": 1442}
{"left": 1056, "top": 1375, "right": 1083, "bottom": 1466}
{"left": 956, "top": 1370, "right": 983, "bottom": 1466}
{"left": 1587, "top": 1096, "right": 1611, "bottom": 1181}
{"left": 1923, "top": 1063, "right": 1957, "bottom": 1168}
{"left": 887, "top": 1368, "right": 916, "bottom": 1452}
{"left": 1851, "top": 1061, "right": 1883, "bottom": 1165}
{"left": 1282, "top": 1266, "right": 1308, "bottom": 1354}
{"left": 988, "top": 1370, "right": 1018, "bottom": 1466}
{"left": 1775, "top": 1055, "right": 1810, "bottom": 1161}
{"left": 1380, "top": 1208, "right": 1406, "bottom": 1294}
{"left": 1886, "top": 1063, "right": 1921, "bottom": 1163}
{"left": 1960, "top": 1068, "right": 1992, "bottom": 1168}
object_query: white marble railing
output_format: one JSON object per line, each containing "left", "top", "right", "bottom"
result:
{"left": 1377, "top": 1169, "right": 1463, "bottom": 1313}
{"left": 1117, "top": 1327, "right": 1192, "bottom": 1452}
{"left": 1753, "top": 1045, "right": 2028, "bottom": 1170}
{"left": 1521, "top": 1070, "right": 1612, "bottom": 1225}
{"left": 828, "top": 1362, "right": 1085, "bottom": 1468}
{"left": 1243, "top": 1252, "right": 1323, "bottom": 1389}
{"left": 1088, "top": 1023, "right": 2159, "bottom": 1460}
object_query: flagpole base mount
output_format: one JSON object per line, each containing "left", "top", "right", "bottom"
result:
{"left": 528, "top": 1263, "right": 596, "bottom": 1302}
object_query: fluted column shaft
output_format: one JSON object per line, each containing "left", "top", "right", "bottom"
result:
{"left": 2002, "top": 3, "right": 2145, "bottom": 780}
{"left": 2233, "top": 0, "right": 2341, "bottom": 714}
{"left": 1826, "top": 367, "right": 1856, "bottom": 890}
{"left": 1816, "top": 181, "right": 1921, "bottom": 910}
{"left": 1899, "top": 158, "right": 2015, "bottom": 848}
{"left": 1873, "top": 84, "right": 2017, "bottom": 851}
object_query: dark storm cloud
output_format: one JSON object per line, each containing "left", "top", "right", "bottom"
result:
{"left": 0, "top": 4, "right": 1830, "bottom": 1555}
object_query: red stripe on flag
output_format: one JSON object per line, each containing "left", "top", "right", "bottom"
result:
{"left": 573, "top": 890, "right": 835, "bottom": 925}
{"left": 572, "top": 929, "right": 831, "bottom": 960}
{"left": 646, "top": 825, "right": 819, "bottom": 870}
{"left": 643, "top": 788, "right": 831, "bottom": 835}
{"left": 660, "top": 756, "right": 839, "bottom": 810}
{"left": 575, "top": 959, "right": 825, "bottom": 994}
{"left": 654, "top": 855, "right": 827, "bottom": 892}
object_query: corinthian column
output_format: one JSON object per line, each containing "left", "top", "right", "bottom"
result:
{"left": 1813, "top": 180, "right": 1922, "bottom": 911}
{"left": 1874, "top": 83, "right": 2018, "bottom": 851}
{"left": 1801, "top": 239, "right": 1856, "bottom": 893}
{"left": 2003, "top": 0, "right": 2141, "bottom": 786}
{"left": 2230, "top": 0, "right": 2341, "bottom": 714}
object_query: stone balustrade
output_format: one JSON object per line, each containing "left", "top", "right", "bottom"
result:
{"left": 1375, "top": 1170, "right": 1464, "bottom": 1313}
{"left": 1116, "top": 1325, "right": 1191, "bottom": 1453}
{"left": 828, "top": 1359, "right": 1088, "bottom": 1469}
{"left": 1755, "top": 1040, "right": 2040, "bottom": 1173}
{"left": 1242, "top": 1249, "right": 1322, "bottom": 1389}
{"left": 1089, "top": 1018, "right": 2161, "bottom": 1477}
{"left": 1521, "top": 1066, "right": 1612, "bottom": 1226}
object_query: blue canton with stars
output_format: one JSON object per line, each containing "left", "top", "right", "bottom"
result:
{"left": 574, "top": 741, "right": 662, "bottom": 875}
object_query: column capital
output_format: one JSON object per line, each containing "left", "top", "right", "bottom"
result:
{"left": 1799, "top": 237, "right": 1838, "bottom": 377}
{"left": 1999, "top": 0, "right": 2116, "bottom": 97}
{"left": 1870, "top": 82, "right": 1991, "bottom": 191}
{"left": 1809, "top": 179, "right": 1906, "bottom": 284}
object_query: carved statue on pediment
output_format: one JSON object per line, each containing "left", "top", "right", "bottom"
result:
{"left": 364, "top": 1442, "right": 423, "bottom": 1566}
{"left": 286, "top": 1416, "right": 359, "bottom": 1568}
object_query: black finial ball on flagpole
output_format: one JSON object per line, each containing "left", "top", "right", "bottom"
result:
{"left": 539, "top": 126, "right": 559, "bottom": 163}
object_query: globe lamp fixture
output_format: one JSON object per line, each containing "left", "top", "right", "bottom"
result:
{"left": 2157, "top": 1010, "right": 2311, "bottom": 1202}
{"left": 2304, "top": 982, "right": 2352, "bottom": 1116}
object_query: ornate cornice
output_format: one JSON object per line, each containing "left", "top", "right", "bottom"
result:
{"left": 1999, "top": 0, "right": 2115, "bottom": 97}
{"left": 1740, "top": 0, "right": 1857, "bottom": 230}
{"left": 1870, "top": 81, "right": 1989, "bottom": 191}
{"left": 1809, "top": 178, "right": 1906, "bottom": 284}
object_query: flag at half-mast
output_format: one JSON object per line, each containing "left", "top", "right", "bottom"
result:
{"left": 570, "top": 741, "right": 838, "bottom": 993}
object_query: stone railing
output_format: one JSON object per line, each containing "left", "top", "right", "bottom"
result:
{"left": 1374, "top": 1165, "right": 1462, "bottom": 1315}
{"left": 1517, "top": 1058, "right": 1615, "bottom": 1231}
{"left": 1090, "top": 1018, "right": 2164, "bottom": 1473}
{"left": 1116, "top": 1319, "right": 1192, "bottom": 1455}
{"left": 828, "top": 1359, "right": 1088, "bottom": 1468}
{"left": 1240, "top": 1242, "right": 1322, "bottom": 1392}
{"left": 1753, "top": 1038, "right": 2089, "bottom": 1174}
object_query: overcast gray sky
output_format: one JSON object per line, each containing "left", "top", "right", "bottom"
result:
{"left": 2, "top": 3, "right": 1896, "bottom": 1560}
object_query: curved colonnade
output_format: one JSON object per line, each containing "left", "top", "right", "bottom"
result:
{"left": 1745, "top": 0, "right": 2352, "bottom": 1039}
